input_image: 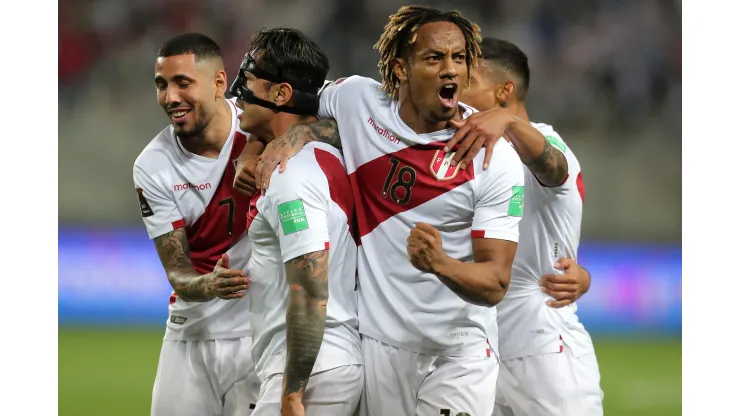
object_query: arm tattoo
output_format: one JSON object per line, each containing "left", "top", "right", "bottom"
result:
{"left": 524, "top": 140, "right": 569, "bottom": 187}
{"left": 283, "top": 250, "right": 329, "bottom": 396}
{"left": 153, "top": 228, "right": 215, "bottom": 302}
{"left": 288, "top": 119, "right": 341, "bottom": 149}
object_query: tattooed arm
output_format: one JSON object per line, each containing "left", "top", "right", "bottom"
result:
{"left": 504, "top": 119, "right": 569, "bottom": 187}
{"left": 153, "top": 228, "right": 248, "bottom": 302}
{"left": 252, "top": 119, "right": 340, "bottom": 192}
{"left": 282, "top": 249, "right": 329, "bottom": 402}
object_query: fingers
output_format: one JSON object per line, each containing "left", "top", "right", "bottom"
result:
{"left": 219, "top": 253, "right": 230, "bottom": 269}
{"left": 258, "top": 158, "right": 280, "bottom": 194}
{"left": 234, "top": 176, "right": 257, "bottom": 196}
{"left": 482, "top": 137, "right": 495, "bottom": 170}
{"left": 541, "top": 282, "right": 578, "bottom": 293}
{"left": 554, "top": 257, "right": 575, "bottom": 270}
{"left": 278, "top": 154, "right": 290, "bottom": 174}
{"left": 540, "top": 273, "right": 577, "bottom": 285}
{"left": 458, "top": 133, "right": 486, "bottom": 170}
{"left": 445, "top": 120, "right": 471, "bottom": 154}
{"left": 254, "top": 158, "right": 266, "bottom": 193}
{"left": 541, "top": 285, "right": 577, "bottom": 303}
{"left": 414, "top": 222, "right": 438, "bottom": 235}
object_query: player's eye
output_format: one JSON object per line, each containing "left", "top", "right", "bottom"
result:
{"left": 177, "top": 82, "right": 191, "bottom": 89}
{"left": 156, "top": 83, "right": 167, "bottom": 91}
{"left": 426, "top": 55, "right": 442, "bottom": 62}
{"left": 453, "top": 53, "right": 466, "bottom": 62}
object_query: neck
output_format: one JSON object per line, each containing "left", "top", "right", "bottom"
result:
{"left": 179, "top": 99, "right": 232, "bottom": 158}
{"left": 397, "top": 87, "right": 462, "bottom": 134}
{"left": 506, "top": 99, "right": 529, "bottom": 122}
{"left": 265, "top": 112, "right": 317, "bottom": 143}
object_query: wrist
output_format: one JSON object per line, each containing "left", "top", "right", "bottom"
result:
{"left": 432, "top": 254, "right": 457, "bottom": 278}
{"left": 282, "top": 392, "right": 303, "bottom": 402}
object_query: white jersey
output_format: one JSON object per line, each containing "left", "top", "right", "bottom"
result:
{"left": 246, "top": 142, "right": 361, "bottom": 381}
{"left": 319, "top": 76, "right": 525, "bottom": 356}
{"left": 133, "top": 98, "right": 252, "bottom": 341}
{"left": 496, "top": 122, "right": 593, "bottom": 360}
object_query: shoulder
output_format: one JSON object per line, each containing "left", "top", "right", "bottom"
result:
{"left": 133, "top": 126, "right": 177, "bottom": 176}
{"left": 266, "top": 143, "right": 338, "bottom": 196}
{"left": 321, "top": 76, "right": 384, "bottom": 99}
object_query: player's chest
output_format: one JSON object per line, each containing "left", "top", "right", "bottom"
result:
{"left": 350, "top": 145, "right": 477, "bottom": 234}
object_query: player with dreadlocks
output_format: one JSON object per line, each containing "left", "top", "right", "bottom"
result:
{"left": 237, "top": 6, "right": 527, "bottom": 415}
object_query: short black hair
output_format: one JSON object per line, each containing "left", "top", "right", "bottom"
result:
{"left": 479, "top": 37, "right": 530, "bottom": 100}
{"left": 156, "top": 33, "right": 222, "bottom": 61}
{"left": 249, "top": 28, "right": 329, "bottom": 92}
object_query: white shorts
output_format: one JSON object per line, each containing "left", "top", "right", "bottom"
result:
{"left": 151, "top": 336, "right": 260, "bottom": 416}
{"left": 251, "top": 364, "right": 363, "bottom": 416}
{"left": 361, "top": 336, "right": 498, "bottom": 416}
{"left": 493, "top": 344, "right": 604, "bottom": 416}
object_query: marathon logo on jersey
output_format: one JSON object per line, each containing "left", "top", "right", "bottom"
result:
{"left": 367, "top": 117, "right": 400, "bottom": 144}
{"left": 173, "top": 182, "right": 212, "bottom": 191}
{"left": 278, "top": 199, "right": 309, "bottom": 235}
{"left": 137, "top": 188, "right": 154, "bottom": 217}
{"left": 169, "top": 315, "right": 187, "bottom": 325}
{"left": 430, "top": 150, "right": 461, "bottom": 181}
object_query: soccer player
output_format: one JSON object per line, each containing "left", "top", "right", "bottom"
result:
{"left": 241, "top": 7, "right": 525, "bottom": 416}
{"left": 132, "top": 33, "right": 261, "bottom": 416}
{"left": 456, "top": 37, "right": 604, "bottom": 416}
{"left": 229, "top": 28, "right": 362, "bottom": 416}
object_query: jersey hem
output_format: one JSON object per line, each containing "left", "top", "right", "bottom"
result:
{"left": 162, "top": 329, "right": 252, "bottom": 341}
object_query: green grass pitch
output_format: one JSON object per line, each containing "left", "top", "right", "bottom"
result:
{"left": 58, "top": 328, "right": 681, "bottom": 415}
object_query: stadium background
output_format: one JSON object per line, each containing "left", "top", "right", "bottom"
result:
{"left": 58, "top": 0, "right": 681, "bottom": 414}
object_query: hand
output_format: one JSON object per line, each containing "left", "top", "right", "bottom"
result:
{"left": 255, "top": 125, "right": 311, "bottom": 193}
{"left": 234, "top": 156, "right": 260, "bottom": 196}
{"left": 280, "top": 394, "right": 305, "bottom": 416}
{"left": 407, "top": 223, "right": 448, "bottom": 274}
{"left": 445, "top": 107, "right": 515, "bottom": 170}
{"left": 209, "top": 254, "right": 250, "bottom": 300}
{"left": 539, "top": 257, "right": 590, "bottom": 308}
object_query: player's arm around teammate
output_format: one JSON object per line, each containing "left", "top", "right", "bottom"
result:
{"left": 540, "top": 257, "right": 591, "bottom": 308}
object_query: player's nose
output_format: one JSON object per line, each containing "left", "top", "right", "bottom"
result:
{"left": 439, "top": 56, "right": 458, "bottom": 79}
{"left": 164, "top": 86, "right": 182, "bottom": 106}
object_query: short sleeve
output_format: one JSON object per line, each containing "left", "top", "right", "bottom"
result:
{"left": 133, "top": 165, "right": 184, "bottom": 239}
{"left": 262, "top": 167, "right": 330, "bottom": 263}
{"left": 472, "top": 139, "right": 526, "bottom": 243}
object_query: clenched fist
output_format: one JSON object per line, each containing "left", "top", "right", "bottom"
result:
{"left": 407, "top": 223, "right": 447, "bottom": 274}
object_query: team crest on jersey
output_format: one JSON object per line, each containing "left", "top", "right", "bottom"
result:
{"left": 430, "top": 150, "right": 461, "bottom": 181}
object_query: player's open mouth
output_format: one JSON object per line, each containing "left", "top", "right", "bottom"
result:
{"left": 169, "top": 109, "right": 191, "bottom": 123}
{"left": 438, "top": 84, "right": 458, "bottom": 109}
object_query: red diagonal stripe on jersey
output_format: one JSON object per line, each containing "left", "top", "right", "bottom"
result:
{"left": 185, "top": 132, "right": 250, "bottom": 275}
{"left": 314, "top": 148, "right": 358, "bottom": 244}
{"left": 349, "top": 141, "right": 474, "bottom": 238}
{"left": 576, "top": 172, "right": 585, "bottom": 204}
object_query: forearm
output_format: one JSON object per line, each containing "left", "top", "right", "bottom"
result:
{"left": 154, "top": 229, "right": 215, "bottom": 302}
{"left": 166, "top": 270, "right": 215, "bottom": 302}
{"left": 504, "top": 116, "right": 568, "bottom": 187}
{"left": 286, "top": 119, "right": 341, "bottom": 149}
{"left": 434, "top": 256, "right": 510, "bottom": 307}
{"left": 283, "top": 250, "right": 329, "bottom": 397}
{"left": 239, "top": 137, "right": 266, "bottom": 160}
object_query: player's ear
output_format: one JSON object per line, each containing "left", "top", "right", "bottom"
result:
{"left": 214, "top": 69, "right": 228, "bottom": 99}
{"left": 496, "top": 80, "right": 516, "bottom": 106}
{"left": 392, "top": 58, "right": 408, "bottom": 82}
{"left": 273, "top": 82, "right": 293, "bottom": 106}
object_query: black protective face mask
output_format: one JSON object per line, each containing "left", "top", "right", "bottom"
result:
{"left": 228, "top": 53, "right": 320, "bottom": 116}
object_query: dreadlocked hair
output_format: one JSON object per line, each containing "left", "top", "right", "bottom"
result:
{"left": 373, "top": 5, "right": 482, "bottom": 97}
